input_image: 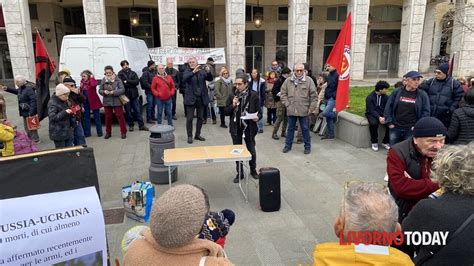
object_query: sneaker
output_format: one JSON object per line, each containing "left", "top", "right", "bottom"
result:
{"left": 33, "top": 139, "right": 41, "bottom": 144}
{"left": 121, "top": 134, "right": 127, "bottom": 139}
{"left": 129, "top": 126, "right": 134, "bottom": 132}
{"left": 321, "top": 135, "right": 335, "bottom": 140}
{"left": 139, "top": 126, "right": 149, "bottom": 131}
{"left": 382, "top": 143, "right": 390, "bottom": 150}
{"left": 104, "top": 134, "right": 111, "bottom": 139}
{"left": 371, "top": 143, "right": 379, "bottom": 152}
{"left": 97, "top": 133, "right": 103, "bottom": 137}
{"left": 258, "top": 129, "right": 264, "bottom": 134}
{"left": 194, "top": 136, "right": 206, "bottom": 141}
{"left": 187, "top": 137, "right": 193, "bottom": 144}
{"left": 220, "top": 124, "right": 228, "bottom": 128}
{"left": 282, "top": 146, "right": 291, "bottom": 153}
{"left": 272, "top": 134, "right": 279, "bottom": 140}
{"left": 233, "top": 173, "right": 245, "bottom": 183}
{"left": 384, "top": 174, "right": 389, "bottom": 182}
{"left": 304, "top": 148, "right": 311, "bottom": 155}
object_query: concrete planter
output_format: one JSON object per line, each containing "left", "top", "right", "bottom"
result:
{"left": 334, "top": 111, "right": 387, "bottom": 148}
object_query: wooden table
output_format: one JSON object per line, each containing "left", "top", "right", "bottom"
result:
{"left": 163, "top": 145, "right": 252, "bottom": 202}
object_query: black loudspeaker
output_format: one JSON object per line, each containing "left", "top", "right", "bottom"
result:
{"left": 259, "top": 167, "right": 281, "bottom": 212}
{"left": 0, "top": 147, "right": 100, "bottom": 200}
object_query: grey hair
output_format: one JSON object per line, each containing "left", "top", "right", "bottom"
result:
{"left": 343, "top": 182, "right": 398, "bottom": 233}
{"left": 431, "top": 143, "right": 474, "bottom": 195}
{"left": 14, "top": 75, "right": 27, "bottom": 85}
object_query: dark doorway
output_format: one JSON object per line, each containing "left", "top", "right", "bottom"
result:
{"left": 177, "top": 8, "right": 210, "bottom": 47}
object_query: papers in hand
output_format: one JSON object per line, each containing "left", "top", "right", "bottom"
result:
{"left": 240, "top": 112, "right": 258, "bottom": 120}
{"left": 230, "top": 149, "right": 243, "bottom": 155}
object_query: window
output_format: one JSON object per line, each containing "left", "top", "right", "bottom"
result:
{"left": 309, "top": 7, "right": 314, "bottom": 20}
{"left": 118, "top": 8, "right": 155, "bottom": 47}
{"left": 326, "top": 6, "right": 347, "bottom": 21}
{"left": 323, "top": 30, "right": 340, "bottom": 69}
{"left": 245, "top": 30, "right": 265, "bottom": 46}
{"left": 29, "top": 4, "right": 38, "bottom": 20}
{"left": 278, "top": 7, "right": 288, "bottom": 21}
{"left": 246, "top": 5, "right": 264, "bottom": 22}
{"left": 275, "top": 30, "right": 314, "bottom": 66}
{"left": 370, "top": 6, "right": 402, "bottom": 22}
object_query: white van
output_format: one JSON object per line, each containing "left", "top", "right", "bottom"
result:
{"left": 59, "top": 34, "right": 151, "bottom": 104}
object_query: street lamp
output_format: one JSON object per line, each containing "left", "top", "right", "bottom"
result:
{"left": 253, "top": 0, "right": 263, "bottom": 28}
{"left": 130, "top": 0, "right": 139, "bottom": 26}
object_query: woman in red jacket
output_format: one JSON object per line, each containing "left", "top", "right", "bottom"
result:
{"left": 80, "top": 70, "right": 103, "bottom": 137}
{"left": 151, "top": 64, "right": 176, "bottom": 126}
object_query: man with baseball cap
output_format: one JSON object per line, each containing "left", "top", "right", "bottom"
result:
{"left": 420, "top": 63, "right": 464, "bottom": 128}
{"left": 387, "top": 117, "right": 446, "bottom": 223}
{"left": 384, "top": 71, "right": 431, "bottom": 146}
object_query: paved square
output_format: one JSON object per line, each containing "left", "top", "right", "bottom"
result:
{"left": 2, "top": 92, "right": 388, "bottom": 265}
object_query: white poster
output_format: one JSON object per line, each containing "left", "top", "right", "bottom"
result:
{"left": 0, "top": 187, "right": 107, "bottom": 266}
{"left": 149, "top": 47, "right": 226, "bottom": 65}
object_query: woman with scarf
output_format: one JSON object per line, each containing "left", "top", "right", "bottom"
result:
{"left": 151, "top": 64, "right": 176, "bottom": 126}
{"left": 99, "top": 65, "right": 127, "bottom": 139}
{"left": 214, "top": 66, "right": 233, "bottom": 128}
{"left": 224, "top": 75, "right": 262, "bottom": 183}
{"left": 265, "top": 71, "right": 278, "bottom": 126}
{"left": 80, "top": 70, "right": 103, "bottom": 137}
{"left": 248, "top": 69, "right": 266, "bottom": 133}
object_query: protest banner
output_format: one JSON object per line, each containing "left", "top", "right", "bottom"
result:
{"left": 148, "top": 47, "right": 226, "bottom": 65}
{"left": 0, "top": 187, "right": 107, "bottom": 266}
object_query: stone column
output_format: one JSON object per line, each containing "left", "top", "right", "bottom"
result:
{"left": 2, "top": 0, "right": 35, "bottom": 81}
{"left": 82, "top": 0, "right": 107, "bottom": 34}
{"left": 349, "top": 0, "right": 369, "bottom": 80}
{"left": 451, "top": 0, "right": 474, "bottom": 77}
{"left": 419, "top": 2, "right": 437, "bottom": 73}
{"left": 225, "top": 0, "right": 246, "bottom": 77}
{"left": 398, "top": 0, "right": 427, "bottom": 77}
{"left": 431, "top": 17, "right": 442, "bottom": 57}
{"left": 158, "top": 0, "right": 178, "bottom": 47}
{"left": 287, "top": 0, "right": 309, "bottom": 68}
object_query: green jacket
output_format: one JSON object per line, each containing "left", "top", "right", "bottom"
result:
{"left": 214, "top": 78, "right": 233, "bottom": 107}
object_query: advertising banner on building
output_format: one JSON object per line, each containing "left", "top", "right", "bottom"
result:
{"left": 149, "top": 47, "right": 226, "bottom": 65}
{"left": 0, "top": 187, "right": 107, "bottom": 266}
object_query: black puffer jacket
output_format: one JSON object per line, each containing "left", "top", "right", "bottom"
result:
{"left": 5, "top": 82, "right": 37, "bottom": 117}
{"left": 420, "top": 76, "right": 464, "bottom": 125}
{"left": 447, "top": 105, "right": 474, "bottom": 144}
{"left": 140, "top": 67, "right": 155, "bottom": 94}
{"left": 48, "top": 94, "right": 74, "bottom": 141}
{"left": 118, "top": 68, "right": 140, "bottom": 99}
{"left": 223, "top": 89, "right": 262, "bottom": 138}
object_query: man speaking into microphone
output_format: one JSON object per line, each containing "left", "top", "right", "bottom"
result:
{"left": 224, "top": 75, "right": 262, "bottom": 183}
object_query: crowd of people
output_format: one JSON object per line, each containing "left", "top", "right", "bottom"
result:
{"left": 1, "top": 56, "right": 473, "bottom": 265}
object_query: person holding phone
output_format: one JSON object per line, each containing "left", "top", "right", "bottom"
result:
{"left": 63, "top": 76, "right": 86, "bottom": 146}
{"left": 99, "top": 65, "right": 127, "bottom": 139}
{"left": 48, "top": 84, "right": 75, "bottom": 148}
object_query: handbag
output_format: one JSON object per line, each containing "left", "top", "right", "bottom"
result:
{"left": 26, "top": 115, "right": 40, "bottom": 130}
{"left": 119, "top": 94, "right": 130, "bottom": 105}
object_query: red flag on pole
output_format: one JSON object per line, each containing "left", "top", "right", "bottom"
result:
{"left": 35, "top": 31, "right": 56, "bottom": 121}
{"left": 325, "top": 13, "right": 352, "bottom": 112}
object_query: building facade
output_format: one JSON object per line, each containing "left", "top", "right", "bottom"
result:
{"left": 0, "top": 0, "right": 473, "bottom": 82}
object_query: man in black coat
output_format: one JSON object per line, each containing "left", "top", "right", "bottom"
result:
{"left": 419, "top": 63, "right": 465, "bottom": 128}
{"left": 182, "top": 57, "right": 213, "bottom": 144}
{"left": 0, "top": 75, "right": 40, "bottom": 143}
{"left": 165, "top": 58, "right": 180, "bottom": 120}
{"left": 224, "top": 75, "right": 262, "bottom": 183}
{"left": 365, "top": 80, "right": 390, "bottom": 151}
{"left": 140, "top": 60, "right": 156, "bottom": 123}
{"left": 118, "top": 60, "right": 147, "bottom": 131}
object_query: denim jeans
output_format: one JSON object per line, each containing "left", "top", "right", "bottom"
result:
{"left": 322, "top": 98, "right": 337, "bottom": 137}
{"left": 73, "top": 121, "right": 86, "bottom": 146}
{"left": 389, "top": 127, "right": 413, "bottom": 147}
{"left": 83, "top": 93, "right": 103, "bottom": 136}
{"left": 285, "top": 116, "right": 311, "bottom": 150}
{"left": 146, "top": 93, "right": 156, "bottom": 121}
{"left": 258, "top": 119, "right": 264, "bottom": 132}
{"left": 157, "top": 98, "right": 173, "bottom": 126}
{"left": 124, "top": 97, "right": 145, "bottom": 128}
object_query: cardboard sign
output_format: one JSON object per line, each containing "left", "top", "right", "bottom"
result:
{"left": 0, "top": 187, "right": 107, "bottom": 265}
{"left": 149, "top": 47, "right": 226, "bottom": 65}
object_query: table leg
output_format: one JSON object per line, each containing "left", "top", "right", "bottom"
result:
{"left": 238, "top": 160, "right": 248, "bottom": 202}
{"left": 168, "top": 166, "right": 172, "bottom": 188}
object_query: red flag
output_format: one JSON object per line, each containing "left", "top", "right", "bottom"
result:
{"left": 35, "top": 31, "right": 56, "bottom": 121}
{"left": 325, "top": 13, "right": 352, "bottom": 112}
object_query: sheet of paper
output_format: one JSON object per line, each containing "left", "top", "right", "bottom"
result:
{"left": 0, "top": 187, "right": 107, "bottom": 266}
{"left": 230, "top": 149, "right": 243, "bottom": 155}
{"left": 240, "top": 112, "right": 259, "bottom": 120}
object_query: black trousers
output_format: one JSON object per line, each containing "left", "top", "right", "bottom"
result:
{"left": 185, "top": 97, "right": 204, "bottom": 138}
{"left": 231, "top": 132, "right": 257, "bottom": 175}
{"left": 367, "top": 115, "right": 389, "bottom": 144}
{"left": 204, "top": 104, "right": 216, "bottom": 121}
{"left": 172, "top": 92, "right": 177, "bottom": 116}
{"left": 218, "top": 107, "right": 226, "bottom": 125}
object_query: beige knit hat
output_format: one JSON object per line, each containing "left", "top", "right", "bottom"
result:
{"left": 55, "top": 84, "right": 70, "bottom": 96}
{"left": 150, "top": 185, "right": 209, "bottom": 249}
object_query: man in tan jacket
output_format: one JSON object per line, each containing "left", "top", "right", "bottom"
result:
{"left": 280, "top": 63, "right": 318, "bottom": 154}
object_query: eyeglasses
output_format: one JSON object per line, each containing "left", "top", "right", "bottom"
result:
{"left": 295, "top": 69, "right": 304, "bottom": 72}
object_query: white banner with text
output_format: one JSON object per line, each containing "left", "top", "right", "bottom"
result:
{"left": 149, "top": 47, "right": 226, "bottom": 65}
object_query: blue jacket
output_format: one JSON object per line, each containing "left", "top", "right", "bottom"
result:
{"left": 248, "top": 78, "right": 266, "bottom": 107}
{"left": 324, "top": 70, "right": 339, "bottom": 100}
{"left": 6, "top": 82, "right": 37, "bottom": 117}
{"left": 365, "top": 91, "right": 388, "bottom": 119}
{"left": 383, "top": 87, "right": 430, "bottom": 125}
{"left": 182, "top": 68, "right": 213, "bottom": 106}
